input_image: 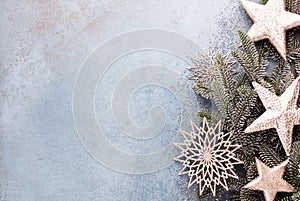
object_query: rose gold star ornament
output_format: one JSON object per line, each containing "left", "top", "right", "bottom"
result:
{"left": 240, "top": 0, "right": 300, "bottom": 60}
{"left": 244, "top": 158, "right": 296, "bottom": 201}
{"left": 244, "top": 76, "right": 300, "bottom": 156}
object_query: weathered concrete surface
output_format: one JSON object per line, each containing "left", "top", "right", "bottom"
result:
{"left": 0, "top": 0, "right": 250, "bottom": 200}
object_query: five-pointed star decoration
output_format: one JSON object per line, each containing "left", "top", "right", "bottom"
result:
{"left": 244, "top": 76, "right": 300, "bottom": 156}
{"left": 173, "top": 118, "right": 243, "bottom": 196}
{"left": 244, "top": 158, "right": 296, "bottom": 201}
{"left": 240, "top": 0, "right": 300, "bottom": 60}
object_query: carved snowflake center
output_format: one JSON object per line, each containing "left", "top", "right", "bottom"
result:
{"left": 207, "top": 67, "right": 215, "bottom": 77}
{"left": 203, "top": 150, "right": 212, "bottom": 162}
{"left": 202, "top": 67, "right": 215, "bottom": 83}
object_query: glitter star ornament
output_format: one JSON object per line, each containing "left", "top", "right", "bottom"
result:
{"left": 174, "top": 118, "right": 243, "bottom": 196}
{"left": 244, "top": 158, "right": 296, "bottom": 201}
{"left": 240, "top": 0, "right": 300, "bottom": 60}
{"left": 244, "top": 76, "right": 300, "bottom": 156}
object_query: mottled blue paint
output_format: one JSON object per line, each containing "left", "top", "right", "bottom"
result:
{"left": 0, "top": 0, "right": 251, "bottom": 200}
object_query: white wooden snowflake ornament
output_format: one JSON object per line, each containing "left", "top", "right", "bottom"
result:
{"left": 174, "top": 118, "right": 243, "bottom": 196}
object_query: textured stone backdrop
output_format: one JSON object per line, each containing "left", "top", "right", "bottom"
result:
{"left": 0, "top": 0, "right": 251, "bottom": 200}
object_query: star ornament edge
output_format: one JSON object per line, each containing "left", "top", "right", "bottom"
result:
{"left": 173, "top": 118, "right": 243, "bottom": 196}
{"left": 244, "top": 76, "right": 300, "bottom": 156}
{"left": 240, "top": 0, "right": 300, "bottom": 60}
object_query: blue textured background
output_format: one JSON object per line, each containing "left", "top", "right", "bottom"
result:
{"left": 0, "top": 0, "right": 251, "bottom": 200}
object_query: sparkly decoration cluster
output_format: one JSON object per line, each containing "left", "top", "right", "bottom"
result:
{"left": 175, "top": 0, "right": 300, "bottom": 200}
